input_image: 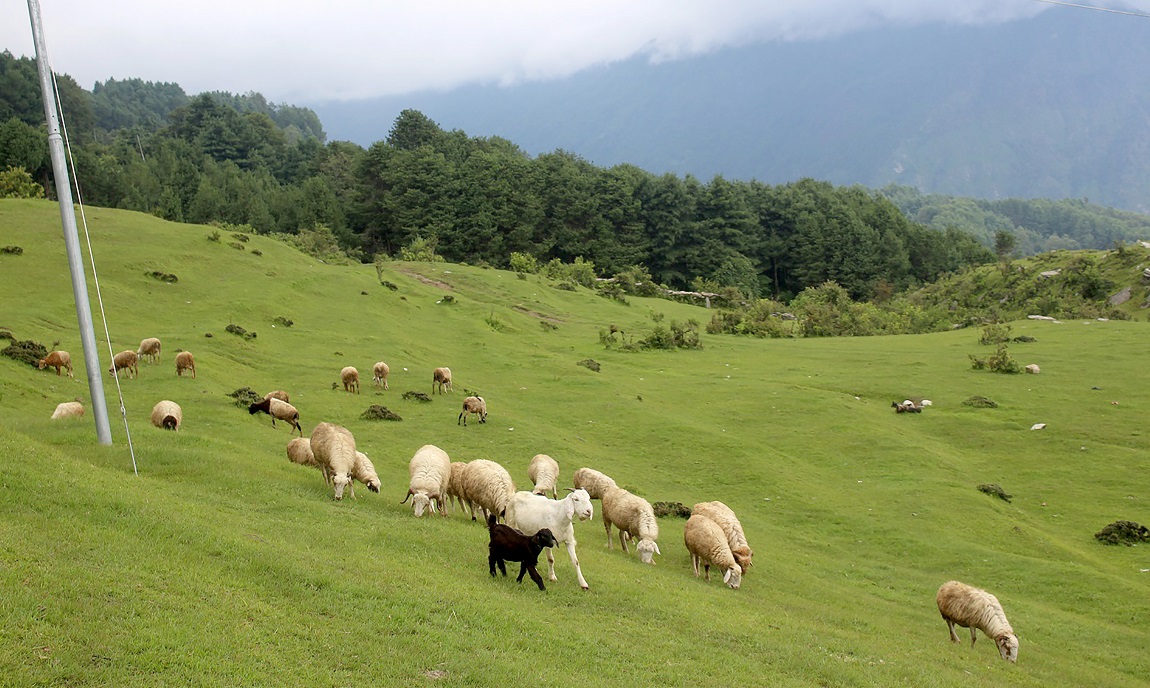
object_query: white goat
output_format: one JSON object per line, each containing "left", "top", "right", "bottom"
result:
{"left": 506, "top": 489, "right": 594, "bottom": 590}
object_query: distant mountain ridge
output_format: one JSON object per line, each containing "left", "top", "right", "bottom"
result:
{"left": 306, "top": 9, "right": 1150, "bottom": 211}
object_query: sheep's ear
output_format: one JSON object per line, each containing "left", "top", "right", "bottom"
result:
{"left": 722, "top": 568, "right": 732, "bottom": 584}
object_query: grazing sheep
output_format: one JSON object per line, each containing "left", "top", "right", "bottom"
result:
{"left": 310, "top": 422, "right": 357, "bottom": 500}
{"left": 692, "top": 501, "right": 753, "bottom": 573}
{"left": 432, "top": 366, "right": 452, "bottom": 395}
{"left": 572, "top": 467, "right": 618, "bottom": 499}
{"left": 528, "top": 454, "right": 560, "bottom": 499}
{"left": 683, "top": 514, "right": 742, "bottom": 589}
{"left": 38, "top": 350, "right": 73, "bottom": 378}
{"left": 1024, "top": 364, "right": 1040, "bottom": 375}
{"left": 137, "top": 337, "right": 162, "bottom": 364}
{"left": 108, "top": 350, "right": 139, "bottom": 379}
{"left": 602, "top": 487, "right": 661, "bottom": 564}
{"left": 264, "top": 390, "right": 290, "bottom": 403}
{"left": 488, "top": 513, "right": 558, "bottom": 591}
{"left": 401, "top": 444, "right": 452, "bottom": 517}
{"left": 50, "top": 401, "right": 84, "bottom": 419}
{"left": 506, "top": 489, "right": 595, "bottom": 590}
{"left": 936, "top": 580, "right": 1019, "bottom": 663}
{"left": 341, "top": 366, "right": 360, "bottom": 394}
{"left": 286, "top": 437, "right": 319, "bottom": 467}
{"left": 150, "top": 400, "right": 183, "bottom": 431}
{"left": 247, "top": 397, "right": 303, "bottom": 436}
{"left": 372, "top": 361, "right": 390, "bottom": 390}
{"left": 892, "top": 400, "right": 922, "bottom": 413}
{"left": 175, "top": 351, "right": 196, "bottom": 378}
{"left": 458, "top": 395, "right": 487, "bottom": 426}
{"left": 445, "top": 461, "right": 471, "bottom": 517}
{"left": 349, "top": 450, "right": 382, "bottom": 497}
{"left": 455, "top": 459, "right": 516, "bottom": 522}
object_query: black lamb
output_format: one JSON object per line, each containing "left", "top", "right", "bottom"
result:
{"left": 487, "top": 513, "right": 557, "bottom": 591}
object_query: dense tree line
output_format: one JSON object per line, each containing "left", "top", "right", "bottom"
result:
{"left": 1, "top": 51, "right": 997, "bottom": 301}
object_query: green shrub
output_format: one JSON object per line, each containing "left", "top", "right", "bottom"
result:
{"left": 979, "top": 323, "right": 1012, "bottom": 345}
{"left": 509, "top": 251, "right": 539, "bottom": 274}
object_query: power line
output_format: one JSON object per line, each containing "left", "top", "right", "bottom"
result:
{"left": 1033, "top": 0, "right": 1150, "bottom": 18}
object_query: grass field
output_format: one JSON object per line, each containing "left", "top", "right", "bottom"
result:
{"left": 1, "top": 198, "right": 1148, "bottom": 687}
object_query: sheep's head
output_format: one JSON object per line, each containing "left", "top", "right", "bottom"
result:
{"left": 732, "top": 546, "right": 753, "bottom": 572}
{"left": 332, "top": 473, "right": 351, "bottom": 500}
{"left": 37, "top": 358, "right": 47, "bottom": 369}
{"left": 532, "top": 528, "right": 558, "bottom": 550}
{"left": 411, "top": 492, "right": 432, "bottom": 517}
{"left": 722, "top": 564, "right": 743, "bottom": 590}
{"left": 366, "top": 477, "right": 381, "bottom": 493}
{"left": 637, "top": 538, "right": 661, "bottom": 564}
{"left": 996, "top": 634, "right": 1019, "bottom": 663}
{"left": 566, "top": 488, "right": 593, "bottom": 521}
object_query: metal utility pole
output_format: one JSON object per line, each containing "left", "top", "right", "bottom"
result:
{"left": 27, "top": 0, "right": 112, "bottom": 445}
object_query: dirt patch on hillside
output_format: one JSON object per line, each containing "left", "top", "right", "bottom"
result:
{"left": 394, "top": 267, "right": 454, "bottom": 291}
{"left": 512, "top": 305, "right": 564, "bottom": 324}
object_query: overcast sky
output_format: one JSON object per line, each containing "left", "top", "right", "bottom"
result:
{"left": 0, "top": 1, "right": 1090, "bottom": 103}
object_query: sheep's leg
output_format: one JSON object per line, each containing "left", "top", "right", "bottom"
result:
{"left": 969, "top": 627, "right": 978, "bottom": 647}
{"left": 703, "top": 563, "right": 711, "bottom": 581}
{"left": 604, "top": 521, "right": 613, "bottom": 549}
{"left": 691, "top": 553, "right": 701, "bottom": 578}
{"left": 564, "top": 539, "right": 589, "bottom": 590}
{"left": 523, "top": 563, "right": 546, "bottom": 591}
{"left": 945, "top": 620, "right": 960, "bottom": 644}
{"left": 545, "top": 547, "right": 557, "bottom": 582}
{"left": 620, "top": 531, "right": 631, "bottom": 554}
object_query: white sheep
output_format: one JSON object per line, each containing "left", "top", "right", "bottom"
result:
{"left": 402, "top": 444, "right": 452, "bottom": 517}
{"left": 691, "top": 501, "right": 753, "bottom": 573}
{"left": 572, "top": 466, "right": 617, "bottom": 499}
{"left": 1025, "top": 364, "right": 1040, "bottom": 374}
{"left": 109, "top": 350, "right": 139, "bottom": 379}
{"left": 683, "top": 514, "right": 742, "bottom": 589}
{"left": 150, "top": 399, "right": 182, "bottom": 431}
{"left": 506, "top": 489, "right": 595, "bottom": 590}
{"left": 38, "top": 350, "right": 73, "bottom": 378}
{"left": 601, "top": 486, "right": 661, "bottom": 564}
{"left": 50, "top": 401, "right": 84, "bottom": 419}
{"left": 528, "top": 454, "right": 560, "bottom": 498}
{"left": 137, "top": 337, "right": 162, "bottom": 364}
{"left": 432, "top": 366, "right": 452, "bottom": 394}
{"left": 341, "top": 366, "right": 360, "bottom": 394}
{"left": 264, "top": 390, "right": 290, "bottom": 403}
{"left": 454, "top": 459, "right": 516, "bottom": 522}
{"left": 286, "top": 437, "right": 319, "bottom": 467}
{"left": 248, "top": 396, "right": 303, "bottom": 436}
{"left": 372, "top": 361, "right": 390, "bottom": 390}
{"left": 458, "top": 395, "right": 487, "bottom": 426}
{"left": 936, "top": 580, "right": 1019, "bottom": 663}
{"left": 310, "top": 422, "right": 357, "bottom": 500}
{"left": 349, "top": 450, "right": 382, "bottom": 497}
{"left": 175, "top": 351, "right": 196, "bottom": 378}
{"left": 444, "top": 461, "right": 472, "bottom": 517}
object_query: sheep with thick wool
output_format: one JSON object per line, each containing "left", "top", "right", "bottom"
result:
{"left": 936, "top": 580, "right": 1019, "bottom": 662}
{"left": 506, "top": 488, "right": 595, "bottom": 590}
{"left": 402, "top": 444, "right": 452, "bottom": 517}
{"left": 572, "top": 467, "right": 617, "bottom": 499}
{"left": 264, "top": 390, "right": 290, "bottom": 403}
{"left": 458, "top": 396, "right": 487, "bottom": 426}
{"left": 38, "top": 350, "right": 73, "bottom": 378}
{"left": 341, "top": 366, "right": 360, "bottom": 394}
{"left": 372, "top": 361, "right": 390, "bottom": 390}
{"left": 601, "top": 486, "right": 661, "bottom": 564}
{"left": 109, "top": 350, "right": 138, "bottom": 379}
{"left": 528, "top": 454, "right": 560, "bottom": 499}
{"left": 248, "top": 397, "right": 302, "bottom": 436}
{"left": 310, "top": 422, "right": 357, "bottom": 500}
{"left": 50, "top": 401, "right": 84, "bottom": 419}
{"left": 150, "top": 400, "right": 182, "bottom": 431}
{"left": 137, "top": 337, "right": 162, "bottom": 364}
{"left": 175, "top": 351, "right": 196, "bottom": 378}
{"left": 454, "top": 459, "right": 516, "bottom": 522}
{"left": 432, "top": 366, "right": 452, "bottom": 394}
{"left": 683, "top": 514, "right": 742, "bottom": 589}
{"left": 444, "top": 461, "right": 471, "bottom": 517}
{"left": 691, "top": 501, "right": 753, "bottom": 573}
{"left": 349, "top": 450, "right": 382, "bottom": 497}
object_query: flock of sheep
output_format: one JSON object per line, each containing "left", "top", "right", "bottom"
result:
{"left": 41, "top": 336, "right": 1020, "bottom": 664}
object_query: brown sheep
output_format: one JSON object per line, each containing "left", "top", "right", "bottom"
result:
{"left": 432, "top": 366, "right": 452, "bottom": 395}
{"left": 109, "top": 350, "right": 139, "bottom": 379}
{"left": 372, "top": 361, "right": 390, "bottom": 390}
{"left": 341, "top": 366, "right": 360, "bottom": 394}
{"left": 38, "top": 350, "right": 73, "bottom": 378}
{"left": 137, "top": 337, "right": 162, "bottom": 364}
{"left": 175, "top": 351, "right": 196, "bottom": 378}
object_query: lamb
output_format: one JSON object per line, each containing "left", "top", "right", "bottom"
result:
{"left": 372, "top": 361, "right": 390, "bottom": 390}
{"left": 683, "top": 514, "right": 742, "bottom": 589}
{"left": 602, "top": 487, "right": 661, "bottom": 564}
{"left": 38, "top": 350, "right": 73, "bottom": 378}
{"left": 341, "top": 366, "right": 360, "bottom": 394}
{"left": 528, "top": 454, "right": 560, "bottom": 499}
{"left": 401, "top": 444, "right": 452, "bottom": 517}
{"left": 175, "top": 351, "right": 196, "bottom": 378}
{"left": 108, "top": 350, "right": 139, "bottom": 379}
{"left": 150, "top": 399, "right": 183, "bottom": 431}
{"left": 454, "top": 459, "right": 516, "bottom": 522}
{"left": 487, "top": 513, "right": 558, "bottom": 591}
{"left": 264, "top": 390, "right": 290, "bottom": 403}
{"left": 572, "top": 467, "right": 618, "bottom": 499}
{"left": 936, "top": 580, "right": 1019, "bottom": 663}
{"left": 247, "top": 396, "right": 303, "bottom": 436}
{"left": 432, "top": 366, "right": 452, "bottom": 394}
{"left": 310, "top": 422, "right": 357, "bottom": 500}
{"left": 137, "top": 337, "right": 162, "bottom": 364}
{"left": 506, "top": 488, "right": 594, "bottom": 590}
{"left": 50, "top": 401, "right": 84, "bottom": 419}
{"left": 691, "top": 501, "right": 753, "bottom": 572}
{"left": 458, "top": 395, "right": 487, "bottom": 426}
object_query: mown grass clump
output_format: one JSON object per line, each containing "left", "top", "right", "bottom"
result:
{"left": 962, "top": 395, "right": 999, "bottom": 408}
{"left": 2, "top": 338, "right": 46, "bottom": 367}
{"left": 225, "top": 323, "right": 257, "bottom": 340}
{"left": 402, "top": 391, "right": 431, "bottom": 403}
{"left": 653, "top": 501, "right": 692, "bottom": 518}
{"left": 577, "top": 358, "right": 601, "bottom": 372}
{"left": 2, "top": 245, "right": 23, "bottom": 255}
{"left": 977, "top": 483, "right": 1013, "bottom": 502}
{"left": 146, "top": 270, "right": 178, "bottom": 283}
{"left": 227, "top": 387, "right": 262, "bottom": 407}
{"left": 1094, "top": 520, "right": 1150, "bottom": 546}
{"left": 361, "top": 404, "right": 402, "bottom": 421}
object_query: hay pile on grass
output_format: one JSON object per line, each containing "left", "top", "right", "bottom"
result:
{"left": 1094, "top": 520, "right": 1150, "bottom": 546}
{"left": 361, "top": 405, "right": 402, "bottom": 421}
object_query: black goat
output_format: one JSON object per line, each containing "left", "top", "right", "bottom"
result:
{"left": 487, "top": 513, "right": 557, "bottom": 591}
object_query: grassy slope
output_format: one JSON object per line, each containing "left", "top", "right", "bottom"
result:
{"left": 0, "top": 198, "right": 1147, "bottom": 687}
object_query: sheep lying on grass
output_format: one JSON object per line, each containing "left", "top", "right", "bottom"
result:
{"left": 310, "top": 422, "right": 357, "bottom": 500}
{"left": 50, "top": 401, "right": 84, "bottom": 419}
{"left": 602, "top": 487, "right": 661, "bottom": 564}
{"left": 248, "top": 397, "right": 303, "bottom": 436}
{"left": 341, "top": 366, "right": 360, "bottom": 394}
{"left": 109, "top": 350, "right": 138, "bottom": 379}
{"left": 572, "top": 467, "right": 617, "bottom": 499}
{"left": 488, "top": 513, "right": 557, "bottom": 591}
{"left": 506, "top": 489, "right": 594, "bottom": 590}
{"left": 691, "top": 501, "right": 753, "bottom": 573}
{"left": 137, "top": 337, "right": 162, "bottom": 364}
{"left": 936, "top": 580, "right": 1019, "bottom": 663}
{"left": 372, "top": 361, "right": 390, "bottom": 390}
{"left": 38, "top": 350, "right": 73, "bottom": 378}
{"left": 175, "top": 351, "right": 196, "bottom": 378}
{"left": 432, "top": 366, "right": 452, "bottom": 394}
{"left": 683, "top": 514, "right": 742, "bottom": 589}
{"left": 150, "top": 400, "right": 182, "bottom": 431}
{"left": 402, "top": 444, "right": 451, "bottom": 517}
{"left": 458, "top": 395, "right": 487, "bottom": 426}
{"left": 528, "top": 454, "right": 559, "bottom": 498}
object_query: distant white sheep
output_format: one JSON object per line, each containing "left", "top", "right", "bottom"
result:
{"left": 602, "top": 486, "right": 661, "bottom": 564}
{"left": 683, "top": 514, "right": 742, "bottom": 589}
{"left": 454, "top": 459, "right": 516, "bottom": 522}
{"left": 936, "top": 580, "right": 1019, "bottom": 663}
{"left": 432, "top": 366, "right": 452, "bottom": 395}
{"left": 38, "top": 350, "right": 73, "bottom": 378}
{"left": 175, "top": 351, "right": 196, "bottom": 378}
{"left": 109, "top": 350, "right": 139, "bottom": 379}
{"left": 341, "top": 366, "right": 360, "bottom": 394}
{"left": 528, "top": 454, "right": 560, "bottom": 498}
{"left": 150, "top": 399, "right": 183, "bottom": 431}
{"left": 458, "top": 395, "right": 487, "bottom": 426}
{"left": 402, "top": 444, "right": 452, "bottom": 517}
{"left": 50, "top": 401, "right": 84, "bottom": 420}
{"left": 1024, "top": 364, "right": 1040, "bottom": 375}
{"left": 137, "top": 337, "right": 162, "bottom": 364}
{"left": 506, "top": 488, "right": 595, "bottom": 590}
{"left": 572, "top": 467, "right": 617, "bottom": 499}
{"left": 310, "top": 422, "right": 357, "bottom": 500}
{"left": 691, "top": 501, "right": 753, "bottom": 573}
{"left": 372, "top": 361, "right": 390, "bottom": 390}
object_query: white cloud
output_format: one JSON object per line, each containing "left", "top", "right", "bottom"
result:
{"left": 1, "top": 1, "right": 1053, "bottom": 102}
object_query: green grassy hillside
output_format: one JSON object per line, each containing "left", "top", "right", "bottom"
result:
{"left": 1, "top": 198, "right": 1147, "bottom": 687}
